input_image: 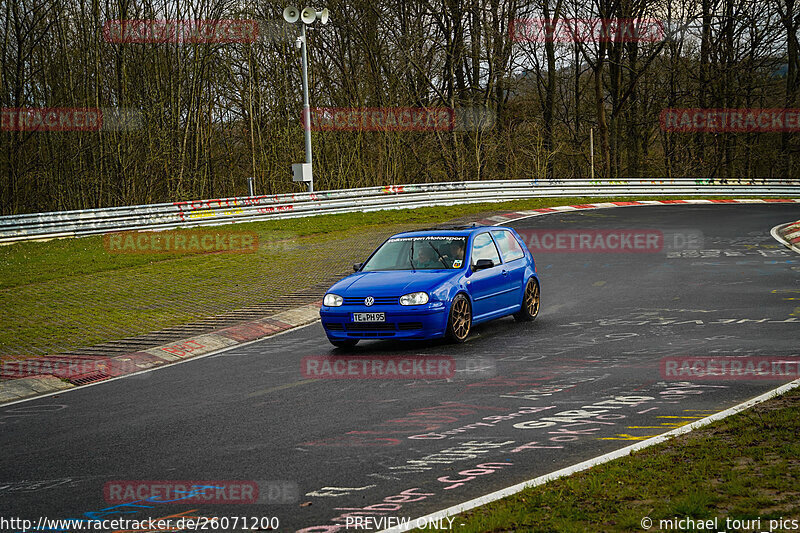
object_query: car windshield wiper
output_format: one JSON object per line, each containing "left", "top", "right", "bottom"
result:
{"left": 427, "top": 241, "right": 448, "bottom": 267}
{"left": 409, "top": 239, "right": 416, "bottom": 271}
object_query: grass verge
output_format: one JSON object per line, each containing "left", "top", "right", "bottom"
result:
{"left": 436, "top": 386, "right": 800, "bottom": 533}
{"left": 0, "top": 195, "right": 758, "bottom": 357}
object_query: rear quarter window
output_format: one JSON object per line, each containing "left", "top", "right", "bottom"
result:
{"left": 492, "top": 230, "right": 525, "bottom": 262}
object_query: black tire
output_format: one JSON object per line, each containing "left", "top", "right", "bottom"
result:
{"left": 514, "top": 277, "right": 540, "bottom": 322}
{"left": 330, "top": 339, "right": 359, "bottom": 349}
{"left": 445, "top": 293, "right": 472, "bottom": 343}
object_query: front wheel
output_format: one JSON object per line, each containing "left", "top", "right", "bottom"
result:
{"left": 446, "top": 293, "right": 472, "bottom": 343}
{"left": 330, "top": 339, "right": 359, "bottom": 349}
{"left": 514, "top": 277, "right": 540, "bottom": 322}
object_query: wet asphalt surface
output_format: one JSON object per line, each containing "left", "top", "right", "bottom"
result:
{"left": 1, "top": 204, "right": 799, "bottom": 532}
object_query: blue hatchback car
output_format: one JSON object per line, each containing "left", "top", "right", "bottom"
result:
{"left": 320, "top": 225, "right": 540, "bottom": 348}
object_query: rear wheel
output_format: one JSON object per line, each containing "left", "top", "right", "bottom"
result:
{"left": 446, "top": 293, "right": 472, "bottom": 343}
{"left": 514, "top": 277, "right": 540, "bottom": 322}
{"left": 330, "top": 339, "right": 359, "bottom": 349}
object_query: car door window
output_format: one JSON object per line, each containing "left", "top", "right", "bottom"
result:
{"left": 471, "top": 233, "right": 501, "bottom": 267}
{"left": 492, "top": 230, "right": 525, "bottom": 262}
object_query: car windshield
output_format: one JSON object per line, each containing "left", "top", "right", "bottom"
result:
{"left": 361, "top": 236, "right": 467, "bottom": 271}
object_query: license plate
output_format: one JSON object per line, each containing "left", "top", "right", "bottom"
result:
{"left": 352, "top": 312, "right": 385, "bottom": 322}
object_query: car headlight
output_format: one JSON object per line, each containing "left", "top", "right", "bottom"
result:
{"left": 400, "top": 292, "right": 429, "bottom": 306}
{"left": 324, "top": 293, "right": 343, "bottom": 307}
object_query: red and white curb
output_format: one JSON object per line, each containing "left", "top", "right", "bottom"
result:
{"left": 773, "top": 219, "right": 800, "bottom": 254}
{"left": 473, "top": 198, "right": 800, "bottom": 227}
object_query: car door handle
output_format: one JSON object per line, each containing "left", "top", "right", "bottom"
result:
{"left": 502, "top": 269, "right": 509, "bottom": 276}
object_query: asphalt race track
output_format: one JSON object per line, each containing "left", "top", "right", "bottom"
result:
{"left": 1, "top": 204, "right": 799, "bottom": 533}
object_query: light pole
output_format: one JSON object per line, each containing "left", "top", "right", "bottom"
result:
{"left": 283, "top": 6, "right": 329, "bottom": 193}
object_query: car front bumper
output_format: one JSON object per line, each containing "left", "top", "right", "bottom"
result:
{"left": 319, "top": 302, "right": 448, "bottom": 341}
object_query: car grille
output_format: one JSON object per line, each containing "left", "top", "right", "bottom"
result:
{"left": 343, "top": 296, "right": 399, "bottom": 306}
{"left": 324, "top": 321, "right": 424, "bottom": 337}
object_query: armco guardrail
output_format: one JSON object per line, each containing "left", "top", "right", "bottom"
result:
{"left": 1, "top": 178, "right": 799, "bottom": 243}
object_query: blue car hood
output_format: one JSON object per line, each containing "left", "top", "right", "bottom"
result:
{"left": 329, "top": 270, "right": 457, "bottom": 295}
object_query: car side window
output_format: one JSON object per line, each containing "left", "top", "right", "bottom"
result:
{"left": 471, "top": 232, "right": 501, "bottom": 267}
{"left": 492, "top": 230, "right": 525, "bottom": 262}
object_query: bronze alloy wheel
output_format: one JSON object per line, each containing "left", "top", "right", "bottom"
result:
{"left": 446, "top": 294, "right": 471, "bottom": 342}
{"left": 514, "top": 278, "right": 540, "bottom": 322}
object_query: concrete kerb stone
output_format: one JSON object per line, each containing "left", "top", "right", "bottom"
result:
{"left": 0, "top": 302, "right": 324, "bottom": 405}
{"left": 0, "top": 375, "right": 74, "bottom": 402}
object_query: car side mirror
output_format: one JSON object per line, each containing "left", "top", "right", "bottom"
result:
{"left": 353, "top": 263, "right": 363, "bottom": 272}
{"left": 472, "top": 258, "right": 494, "bottom": 271}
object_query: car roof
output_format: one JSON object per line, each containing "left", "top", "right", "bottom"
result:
{"left": 390, "top": 225, "right": 509, "bottom": 239}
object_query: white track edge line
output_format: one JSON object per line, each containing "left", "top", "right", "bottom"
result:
{"left": 378, "top": 377, "right": 800, "bottom": 533}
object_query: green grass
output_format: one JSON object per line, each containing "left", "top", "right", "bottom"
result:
{"left": 0, "top": 195, "right": 758, "bottom": 358}
{"left": 436, "top": 389, "right": 800, "bottom": 533}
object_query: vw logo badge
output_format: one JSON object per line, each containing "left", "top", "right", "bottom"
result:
{"left": 364, "top": 296, "right": 375, "bottom": 306}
